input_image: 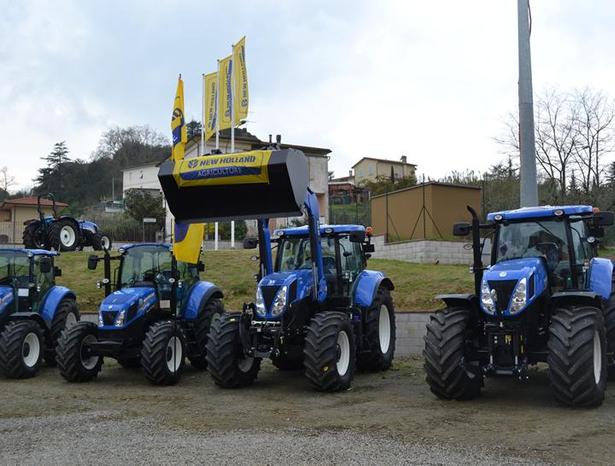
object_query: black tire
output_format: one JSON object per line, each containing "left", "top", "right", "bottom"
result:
{"left": 271, "top": 352, "right": 304, "bottom": 371}
{"left": 548, "top": 306, "right": 607, "bottom": 407}
{"left": 0, "top": 320, "right": 44, "bottom": 379}
{"left": 206, "top": 313, "right": 261, "bottom": 388}
{"left": 357, "top": 287, "right": 396, "bottom": 371}
{"left": 141, "top": 321, "right": 186, "bottom": 385}
{"left": 304, "top": 312, "right": 356, "bottom": 392}
{"left": 423, "top": 307, "right": 482, "bottom": 400}
{"left": 56, "top": 321, "right": 103, "bottom": 382}
{"left": 188, "top": 298, "right": 224, "bottom": 370}
{"left": 49, "top": 219, "right": 80, "bottom": 251}
{"left": 90, "top": 233, "right": 112, "bottom": 251}
{"left": 23, "top": 223, "right": 46, "bottom": 249}
{"left": 45, "top": 298, "right": 80, "bottom": 366}
{"left": 604, "top": 294, "right": 615, "bottom": 379}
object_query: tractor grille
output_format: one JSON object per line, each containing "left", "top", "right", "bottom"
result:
{"left": 487, "top": 280, "right": 518, "bottom": 312}
{"left": 101, "top": 311, "right": 118, "bottom": 326}
{"left": 260, "top": 286, "right": 280, "bottom": 311}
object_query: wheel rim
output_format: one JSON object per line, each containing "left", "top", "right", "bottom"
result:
{"left": 101, "top": 236, "right": 110, "bottom": 250}
{"left": 22, "top": 332, "right": 41, "bottom": 368}
{"left": 65, "top": 312, "right": 77, "bottom": 329}
{"left": 81, "top": 334, "right": 99, "bottom": 370}
{"left": 593, "top": 330, "right": 602, "bottom": 385}
{"left": 166, "top": 336, "right": 183, "bottom": 373}
{"left": 60, "top": 226, "right": 76, "bottom": 247}
{"left": 336, "top": 330, "right": 350, "bottom": 376}
{"left": 379, "top": 304, "right": 391, "bottom": 354}
{"left": 237, "top": 355, "right": 254, "bottom": 373}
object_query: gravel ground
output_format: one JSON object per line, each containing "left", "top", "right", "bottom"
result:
{"left": 1, "top": 357, "right": 614, "bottom": 465}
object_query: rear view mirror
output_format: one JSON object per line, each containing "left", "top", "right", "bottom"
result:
{"left": 363, "top": 243, "right": 375, "bottom": 253}
{"left": 349, "top": 231, "right": 366, "bottom": 243}
{"left": 243, "top": 237, "right": 258, "bottom": 249}
{"left": 39, "top": 256, "right": 52, "bottom": 274}
{"left": 88, "top": 255, "right": 99, "bottom": 270}
{"left": 54, "top": 266, "right": 62, "bottom": 277}
{"left": 594, "top": 211, "right": 614, "bottom": 226}
{"left": 197, "top": 261, "right": 205, "bottom": 272}
{"left": 453, "top": 223, "right": 472, "bottom": 237}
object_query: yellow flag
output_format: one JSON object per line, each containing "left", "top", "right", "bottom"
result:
{"left": 173, "top": 221, "right": 204, "bottom": 264}
{"left": 218, "top": 55, "right": 233, "bottom": 131}
{"left": 171, "top": 76, "right": 187, "bottom": 162}
{"left": 233, "top": 37, "right": 249, "bottom": 123}
{"left": 203, "top": 72, "right": 217, "bottom": 141}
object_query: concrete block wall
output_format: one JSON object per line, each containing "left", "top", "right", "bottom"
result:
{"left": 370, "top": 235, "right": 473, "bottom": 265}
{"left": 395, "top": 312, "right": 433, "bottom": 356}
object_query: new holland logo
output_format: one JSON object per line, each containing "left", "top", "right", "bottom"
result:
{"left": 188, "top": 159, "right": 198, "bottom": 169}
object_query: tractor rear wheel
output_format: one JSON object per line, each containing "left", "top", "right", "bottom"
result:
{"left": 304, "top": 312, "right": 356, "bottom": 392}
{"left": 50, "top": 219, "right": 79, "bottom": 251}
{"left": 56, "top": 322, "right": 103, "bottom": 382}
{"left": 141, "top": 321, "right": 186, "bottom": 385}
{"left": 188, "top": 298, "right": 224, "bottom": 370}
{"left": 357, "top": 287, "right": 396, "bottom": 371}
{"left": 23, "top": 223, "right": 46, "bottom": 249}
{"left": 604, "top": 294, "right": 615, "bottom": 379}
{"left": 206, "top": 313, "right": 261, "bottom": 388}
{"left": 423, "top": 307, "right": 482, "bottom": 400}
{"left": 548, "top": 306, "right": 606, "bottom": 407}
{"left": 0, "top": 320, "right": 44, "bottom": 379}
{"left": 45, "top": 298, "right": 80, "bottom": 366}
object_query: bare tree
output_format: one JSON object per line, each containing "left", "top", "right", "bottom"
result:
{"left": 0, "top": 166, "right": 15, "bottom": 193}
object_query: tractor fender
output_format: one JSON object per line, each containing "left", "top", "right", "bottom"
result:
{"left": 436, "top": 293, "right": 476, "bottom": 309}
{"left": 353, "top": 270, "right": 394, "bottom": 308}
{"left": 588, "top": 257, "right": 613, "bottom": 300}
{"left": 79, "top": 220, "right": 98, "bottom": 235}
{"left": 181, "top": 281, "right": 223, "bottom": 320}
{"left": 551, "top": 291, "right": 603, "bottom": 309}
{"left": 6, "top": 312, "right": 48, "bottom": 330}
{"left": 40, "top": 286, "right": 76, "bottom": 325}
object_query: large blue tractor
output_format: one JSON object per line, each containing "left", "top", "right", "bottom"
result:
{"left": 0, "top": 248, "right": 79, "bottom": 378}
{"left": 56, "top": 243, "right": 223, "bottom": 385}
{"left": 158, "top": 148, "right": 396, "bottom": 392}
{"left": 424, "top": 205, "right": 615, "bottom": 407}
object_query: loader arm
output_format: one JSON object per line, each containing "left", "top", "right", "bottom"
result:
{"left": 304, "top": 189, "right": 326, "bottom": 302}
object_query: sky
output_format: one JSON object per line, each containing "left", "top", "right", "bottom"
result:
{"left": 1, "top": 0, "right": 614, "bottom": 190}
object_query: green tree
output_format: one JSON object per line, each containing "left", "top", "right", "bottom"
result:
{"left": 186, "top": 120, "right": 202, "bottom": 140}
{"left": 35, "top": 141, "right": 71, "bottom": 195}
{"left": 124, "top": 189, "right": 165, "bottom": 224}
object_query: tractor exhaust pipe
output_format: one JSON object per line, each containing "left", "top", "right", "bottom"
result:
{"left": 466, "top": 205, "right": 483, "bottom": 297}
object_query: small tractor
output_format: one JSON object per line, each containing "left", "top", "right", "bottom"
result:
{"left": 424, "top": 205, "right": 615, "bottom": 407}
{"left": 56, "top": 243, "right": 223, "bottom": 385}
{"left": 0, "top": 248, "right": 79, "bottom": 378}
{"left": 23, "top": 193, "right": 112, "bottom": 252}
{"left": 159, "top": 148, "right": 396, "bottom": 392}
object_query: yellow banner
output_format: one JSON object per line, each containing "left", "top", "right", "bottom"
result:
{"left": 173, "top": 222, "right": 204, "bottom": 264}
{"left": 233, "top": 37, "right": 249, "bottom": 123}
{"left": 171, "top": 77, "right": 187, "bottom": 162}
{"left": 173, "top": 150, "right": 272, "bottom": 187}
{"left": 203, "top": 72, "right": 217, "bottom": 141}
{"left": 218, "top": 55, "right": 233, "bottom": 131}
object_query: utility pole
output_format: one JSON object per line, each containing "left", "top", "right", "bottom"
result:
{"left": 518, "top": 0, "right": 538, "bottom": 207}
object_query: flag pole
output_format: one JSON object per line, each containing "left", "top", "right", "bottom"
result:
{"left": 230, "top": 45, "right": 235, "bottom": 153}
{"left": 201, "top": 73, "right": 206, "bottom": 155}
{"left": 215, "top": 60, "right": 220, "bottom": 150}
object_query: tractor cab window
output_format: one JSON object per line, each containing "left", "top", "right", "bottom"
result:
{"left": 277, "top": 236, "right": 337, "bottom": 276}
{"left": 33, "top": 256, "right": 53, "bottom": 297}
{"left": 569, "top": 217, "right": 594, "bottom": 284}
{"left": 338, "top": 236, "right": 363, "bottom": 281}
{"left": 177, "top": 261, "right": 199, "bottom": 288}
{"left": 0, "top": 252, "right": 31, "bottom": 287}
{"left": 120, "top": 247, "right": 173, "bottom": 288}
{"left": 496, "top": 220, "right": 571, "bottom": 288}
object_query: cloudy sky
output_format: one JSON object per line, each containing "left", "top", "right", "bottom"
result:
{"left": 1, "top": 0, "right": 614, "bottom": 190}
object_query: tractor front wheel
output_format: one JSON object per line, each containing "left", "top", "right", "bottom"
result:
{"left": 56, "top": 322, "right": 103, "bottom": 382}
{"left": 604, "top": 294, "right": 615, "bottom": 379}
{"left": 46, "top": 298, "right": 80, "bottom": 366}
{"left": 548, "top": 306, "right": 606, "bottom": 407}
{"left": 188, "top": 298, "right": 224, "bottom": 370}
{"left": 423, "top": 307, "right": 482, "bottom": 400}
{"left": 0, "top": 320, "right": 44, "bottom": 378}
{"left": 50, "top": 219, "right": 79, "bottom": 251}
{"left": 304, "top": 312, "right": 356, "bottom": 392}
{"left": 357, "top": 287, "right": 396, "bottom": 371}
{"left": 23, "top": 223, "right": 46, "bottom": 249}
{"left": 141, "top": 321, "right": 186, "bottom": 385}
{"left": 206, "top": 313, "right": 261, "bottom": 388}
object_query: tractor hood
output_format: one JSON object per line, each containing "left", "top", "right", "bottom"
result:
{"left": 0, "top": 286, "right": 14, "bottom": 315}
{"left": 255, "top": 270, "right": 313, "bottom": 320}
{"left": 480, "top": 258, "right": 548, "bottom": 317}
{"left": 98, "top": 287, "right": 157, "bottom": 327}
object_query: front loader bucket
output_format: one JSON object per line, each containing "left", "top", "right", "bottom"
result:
{"left": 158, "top": 149, "right": 309, "bottom": 223}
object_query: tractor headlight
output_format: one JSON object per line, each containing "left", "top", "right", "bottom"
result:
{"left": 114, "top": 309, "right": 126, "bottom": 327}
{"left": 510, "top": 278, "right": 527, "bottom": 314}
{"left": 98, "top": 313, "right": 104, "bottom": 326}
{"left": 255, "top": 287, "right": 266, "bottom": 317}
{"left": 481, "top": 280, "right": 496, "bottom": 314}
{"left": 271, "top": 286, "right": 288, "bottom": 317}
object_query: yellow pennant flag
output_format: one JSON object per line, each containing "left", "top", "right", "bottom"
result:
{"left": 173, "top": 221, "right": 204, "bottom": 264}
{"left": 233, "top": 36, "right": 249, "bottom": 123}
{"left": 171, "top": 76, "right": 187, "bottom": 162}
{"left": 218, "top": 55, "right": 233, "bottom": 131}
{"left": 203, "top": 72, "right": 217, "bottom": 141}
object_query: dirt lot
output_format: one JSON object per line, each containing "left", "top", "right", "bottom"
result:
{"left": 1, "top": 357, "right": 615, "bottom": 465}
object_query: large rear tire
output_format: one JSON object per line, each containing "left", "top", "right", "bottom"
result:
{"left": 604, "top": 294, "right": 615, "bottom": 379}
{"left": 357, "top": 287, "right": 396, "bottom": 371}
{"left": 23, "top": 223, "right": 46, "bottom": 249}
{"left": 0, "top": 320, "right": 44, "bottom": 379}
{"left": 50, "top": 219, "right": 79, "bottom": 251}
{"left": 304, "top": 312, "right": 356, "bottom": 392}
{"left": 45, "top": 298, "right": 80, "bottom": 366}
{"left": 423, "top": 307, "right": 482, "bottom": 400}
{"left": 188, "top": 298, "right": 224, "bottom": 370}
{"left": 141, "top": 321, "right": 186, "bottom": 385}
{"left": 56, "top": 321, "right": 103, "bottom": 382}
{"left": 548, "top": 306, "right": 606, "bottom": 407}
{"left": 206, "top": 313, "right": 261, "bottom": 388}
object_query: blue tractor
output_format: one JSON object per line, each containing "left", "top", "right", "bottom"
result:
{"left": 55, "top": 243, "right": 224, "bottom": 385}
{"left": 158, "top": 148, "right": 396, "bottom": 392}
{"left": 424, "top": 205, "right": 615, "bottom": 407}
{"left": 23, "top": 193, "right": 112, "bottom": 252}
{"left": 0, "top": 248, "right": 79, "bottom": 378}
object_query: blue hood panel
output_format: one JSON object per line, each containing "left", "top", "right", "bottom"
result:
{"left": 258, "top": 270, "right": 313, "bottom": 319}
{"left": 100, "top": 287, "right": 156, "bottom": 313}
{"left": 0, "top": 286, "right": 14, "bottom": 315}
{"left": 484, "top": 258, "right": 543, "bottom": 281}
